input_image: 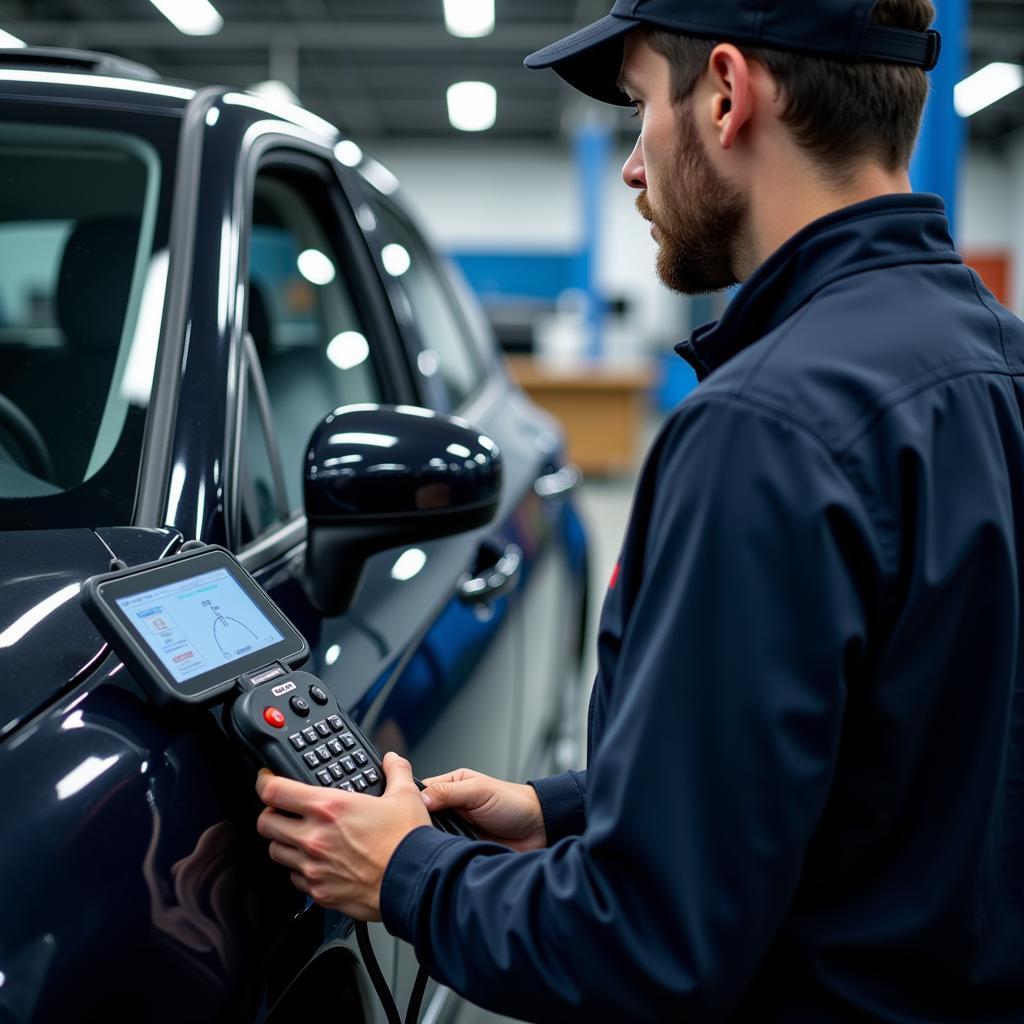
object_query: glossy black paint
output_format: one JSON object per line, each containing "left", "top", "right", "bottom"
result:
{"left": 306, "top": 405, "right": 501, "bottom": 520}
{"left": 0, "top": 67, "right": 589, "bottom": 1024}
{"left": 304, "top": 405, "right": 503, "bottom": 616}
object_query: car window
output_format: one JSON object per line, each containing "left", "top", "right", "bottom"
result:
{"left": 239, "top": 165, "right": 384, "bottom": 539}
{"left": 368, "top": 198, "right": 484, "bottom": 410}
{"left": 0, "top": 118, "right": 172, "bottom": 526}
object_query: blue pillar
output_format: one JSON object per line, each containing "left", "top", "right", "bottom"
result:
{"left": 573, "top": 119, "right": 611, "bottom": 360}
{"left": 910, "top": 0, "right": 969, "bottom": 238}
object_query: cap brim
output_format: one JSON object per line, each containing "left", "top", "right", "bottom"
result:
{"left": 524, "top": 14, "right": 639, "bottom": 107}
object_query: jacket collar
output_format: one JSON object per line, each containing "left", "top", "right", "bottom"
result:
{"left": 675, "top": 193, "right": 961, "bottom": 381}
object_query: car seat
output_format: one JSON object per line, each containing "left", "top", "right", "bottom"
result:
{"left": 5, "top": 216, "right": 140, "bottom": 487}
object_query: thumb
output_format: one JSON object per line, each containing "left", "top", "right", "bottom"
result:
{"left": 382, "top": 751, "right": 416, "bottom": 794}
{"left": 421, "top": 777, "right": 485, "bottom": 813}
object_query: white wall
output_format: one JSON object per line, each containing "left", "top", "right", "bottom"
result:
{"left": 959, "top": 130, "right": 1024, "bottom": 315}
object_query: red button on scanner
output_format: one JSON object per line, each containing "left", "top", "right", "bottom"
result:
{"left": 263, "top": 707, "right": 287, "bottom": 729}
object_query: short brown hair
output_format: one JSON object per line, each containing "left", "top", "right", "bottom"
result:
{"left": 647, "top": 0, "right": 935, "bottom": 175}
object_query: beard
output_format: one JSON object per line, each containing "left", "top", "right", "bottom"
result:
{"left": 636, "top": 109, "right": 747, "bottom": 295}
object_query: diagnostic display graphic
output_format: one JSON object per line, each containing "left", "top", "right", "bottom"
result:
{"left": 115, "top": 568, "right": 284, "bottom": 684}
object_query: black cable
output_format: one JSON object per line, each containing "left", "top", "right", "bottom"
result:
{"left": 405, "top": 965, "right": 430, "bottom": 1024}
{"left": 355, "top": 920, "right": 401, "bottom": 1024}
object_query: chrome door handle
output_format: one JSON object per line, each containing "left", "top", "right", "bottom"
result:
{"left": 458, "top": 543, "right": 522, "bottom": 603}
{"left": 534, "top": 463, "right": 582, "bottom": 500}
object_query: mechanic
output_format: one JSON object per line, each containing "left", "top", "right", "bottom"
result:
{"left": 255, "top": 1, "right": 1024, "bottom": 1019}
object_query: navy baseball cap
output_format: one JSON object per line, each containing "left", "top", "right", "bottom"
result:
{"left": 524, "top": 0, "right": 941, "bottom": 106}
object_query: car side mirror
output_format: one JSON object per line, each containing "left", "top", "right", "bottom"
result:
{"left": 303, "top": 404, "right": 502, "bottom": 616}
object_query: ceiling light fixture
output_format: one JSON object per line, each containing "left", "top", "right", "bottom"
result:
{"left": 148, "top": 0, "right": 223, "bottom": 37}
{"left": 447, "top": 81, "right": 497, "bottom": 132}
{"left": 954, "top": 62, "right": 1024, "bottom": 118}
{"left": 443, "top": 0, "right": 494, "bottom": 38}
{"left": 0, "top": 29, "right": 26, "bottom": 47}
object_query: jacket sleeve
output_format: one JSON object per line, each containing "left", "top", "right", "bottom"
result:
{"left": 380, "top": 396, "right": 883, "bottom": 1023}
{"left": 529, "top": 769, "right": 587, "bottom": 844}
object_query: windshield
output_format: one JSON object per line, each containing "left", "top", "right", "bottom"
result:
{"left": 0, "top": 106, "right": 178, "bottom": 528}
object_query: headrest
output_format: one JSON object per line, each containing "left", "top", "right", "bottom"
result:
{"left": 56, "top": 217, "right": 141, "bottom": 352}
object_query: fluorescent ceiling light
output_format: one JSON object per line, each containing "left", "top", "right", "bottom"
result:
{"left": 954, "top": 62, "right": 1024, "bottom": 118}
{"left": 447, "top": 81, "right": 496, "bottom": 132}
{"left": 148, "top": 0, "right": 223, "bottom": 36}
{"left": 443, "top": 0, "right": 494, "bottom": 38}
{"left": 0, "top": 29, "right": 26, "bottom": 47}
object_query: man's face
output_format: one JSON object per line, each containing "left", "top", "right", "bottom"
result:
{"left": 620, "top": 33, "right": 747, "bottom": 295}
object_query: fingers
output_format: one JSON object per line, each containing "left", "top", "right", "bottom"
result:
{"left": 289, "top": 871, "right": 310, "bottom": 895}
{"left": 268, "top": 840, "right": 305, "bottom": 872}
{"left": 255, "top": 770, "right": 323, "bottom": 815}
{"left": 257, "top": 807, "right": 305, "bottom": 845}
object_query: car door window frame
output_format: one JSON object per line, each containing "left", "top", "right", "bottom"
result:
{"left": 226, "top": 143, "right": 416, "bottom": 563}
{"left": 353, "top": 182, "right": 491, "bottom": 414}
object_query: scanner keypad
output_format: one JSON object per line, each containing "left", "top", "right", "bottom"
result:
{"left": 241, "top": 676, "right": 384, "bottom": 796}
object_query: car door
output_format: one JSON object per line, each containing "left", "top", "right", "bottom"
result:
{"left": 228, "top": 145, "right": 525, "bottom": 1016}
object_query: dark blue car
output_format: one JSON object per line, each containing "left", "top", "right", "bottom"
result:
{"left": 0, "top": 49, "right": 588, "bottom": 1024}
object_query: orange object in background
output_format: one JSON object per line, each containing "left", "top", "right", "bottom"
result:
{"left": 963, "top": 250, "right": 1012, "bottom": 306}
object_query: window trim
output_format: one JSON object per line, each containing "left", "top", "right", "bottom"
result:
{"left": 230, "top": 329, "right": 290, "bottom": 547}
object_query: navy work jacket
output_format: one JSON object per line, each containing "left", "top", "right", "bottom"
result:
{"left": 381, "top": 194, "right": 1024, "bottom": 1022}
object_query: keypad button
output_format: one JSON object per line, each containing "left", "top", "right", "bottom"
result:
{"left": 327, "top": 738, "right": 343, "bottom": 756}
{"left": 353, "top": 775, "right": 369, "bottom": 792}
{"left": 290, "top": 696, "right": 311, "bottom": 717}
{"left": 301, "top": 727, "right": 318, "bottom": 745}
{"left": 289, "top": 733, "right": 306, "bottom": 751}
{"left": 352, "top": 750, "right": 369, "bottom": 767}
{"left": 336, "top": 781, "right": 354, "bottom": 792}
{"left": 329, "top": 762, "right": 345, "bottom": 779}
{"left": 327, "top": 715, "right": 344, "bottom": 731}
{"left": 363, "top": 767, "right": 380, "bottom": 785}
{"left": 315, "top": 745, "right": 330, "bottom": 762}
{"left": 303, "top": 751, "right": 319, "bottom": 769}
{"left": 316, "top": 770, "right": 333, "bottom": 786}
{"left": 314, "top": 720, "right": 331, "bottom": 737}
{"left": 339, "top": 733, "right": 356, "bottom": 749}
{"left": 309, "top": 685, "right": 329, "bottom": 705}
{"left": 340, "top": 756, "right": 356, "bottom": 774}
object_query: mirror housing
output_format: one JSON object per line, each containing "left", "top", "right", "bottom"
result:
{"left": 303, "top": 404, "right": 502, "bottom": 616}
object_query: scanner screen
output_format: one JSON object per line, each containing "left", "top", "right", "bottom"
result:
{"left": 115, "top": 567, "right": 284, "bottom": 683}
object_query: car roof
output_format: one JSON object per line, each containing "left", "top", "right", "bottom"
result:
{"left": 0, "top": 46, "right": 342, "bottom": 139}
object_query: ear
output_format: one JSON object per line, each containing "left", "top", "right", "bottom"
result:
{"left": 706, "top": 43, "right": 753, "bottom": 150}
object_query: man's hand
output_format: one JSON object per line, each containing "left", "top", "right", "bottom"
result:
{"left": 255, "top": 752, "right": 430, "bottom": 920}
{"left": 420, "top": 768, "right": 547, "bottom": 852}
